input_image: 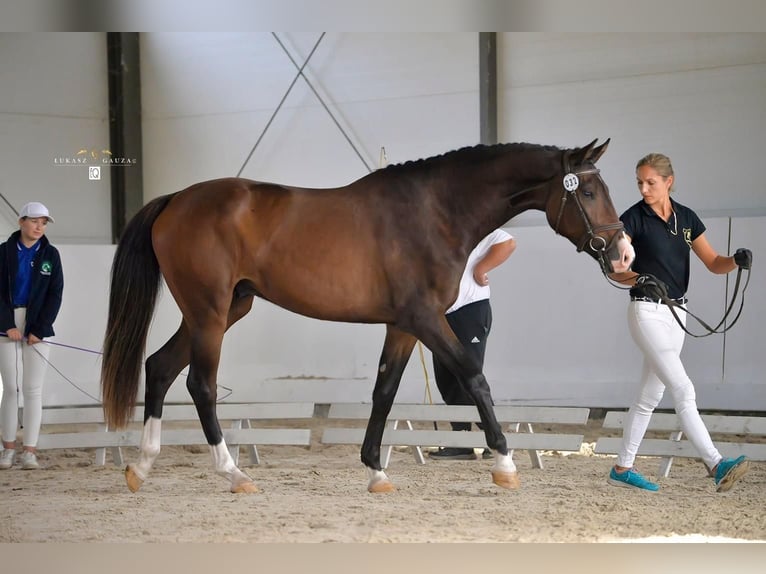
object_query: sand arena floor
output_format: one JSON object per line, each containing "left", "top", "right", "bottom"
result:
{"left": 1, "top": 416, "right": 764, "bottom": 543}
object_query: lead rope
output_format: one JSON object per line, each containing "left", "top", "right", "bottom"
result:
{"left": 603, "top": 266, "right": 751, "bottom": 338}
{"left": 0, "top": 333, "right": 235, "bottom": 404}
{"left": 663, "top": 267, "right": 750, "bottom": 338}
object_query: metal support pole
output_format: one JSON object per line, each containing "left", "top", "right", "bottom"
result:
{"left": 107, "top": 32, "right": 144, "bottom": 243}
{"left": 479, "top": 32, "right": 498, "bottom": 146}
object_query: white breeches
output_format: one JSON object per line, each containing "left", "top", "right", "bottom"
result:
{"left": 618, "top": 301, "right": 721, "bottom": 470}
{"left": 0, "top": 308, "right": 50, "bottom": 447}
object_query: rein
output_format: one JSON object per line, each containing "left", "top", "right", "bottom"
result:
{"left": 661, "top": 267, "right": 751, "bottom": 338}
{"left": 605, "top": 266, "right": 751, "bottom": 338}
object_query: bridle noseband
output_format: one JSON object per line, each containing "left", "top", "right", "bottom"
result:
{"left": 552, "top": 151, "right": 625, "bottom": 273}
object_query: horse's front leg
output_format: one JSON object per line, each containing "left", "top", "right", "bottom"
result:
{"left": 188, "top": 330, "right": 257, "bottom": 494}
{"left": 362, "top": 325, "right": 416, "bottom": 493}
{"left": 420, "top": 317, "right": 519, "bottom": 490}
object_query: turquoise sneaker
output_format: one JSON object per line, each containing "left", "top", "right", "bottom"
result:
{"left": 608, "top": 467, "right": 660, "bottom": 491}
{"left": 714, "top": 455, "right": 749, "bottom": 493}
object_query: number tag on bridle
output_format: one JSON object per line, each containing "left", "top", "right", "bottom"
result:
{"left": 563, "top": 173, "right": 579, "bottom": 192}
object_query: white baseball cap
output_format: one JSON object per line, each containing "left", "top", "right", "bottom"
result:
{"left": 19, "top": 201, "right": 55, "bottom": 223}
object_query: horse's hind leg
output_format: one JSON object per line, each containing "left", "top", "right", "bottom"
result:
{"left": 125, "top": 294, "right": 256, "bottom": 494}
{"left": 362, "top": 325, "right": 416, "bottom": 493}
{"left": 188, "top": 293, "right": 257, "bottom": 494}
{"left": 125, "top": 322, "right": 192, "bottom": 492}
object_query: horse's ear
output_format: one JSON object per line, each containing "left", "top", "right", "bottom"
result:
{"left": 587, "top": 138, "right": 610, "bottom": 164}
{"left": 569, "top": 138, "right": 598, "bottom": 166}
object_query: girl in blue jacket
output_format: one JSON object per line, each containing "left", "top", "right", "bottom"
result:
{"left": 0, "top": 202, "right": 63, "bottom": 470}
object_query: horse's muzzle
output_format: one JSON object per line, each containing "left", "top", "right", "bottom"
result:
{"left": 605, "top": 232, "right": 634, "bottom": 274}
{"left": 579, "top": 228, "right": 633, "bottom": 274}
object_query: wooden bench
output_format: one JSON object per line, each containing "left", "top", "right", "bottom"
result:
{"left": 320, "top": 403, "right": 590, "bottom": 469}
{"left": 36, "top": 402, "right": 315, "bottom": 467}
{"left": 594, "top": 411, "right": 766, "bottom": 477}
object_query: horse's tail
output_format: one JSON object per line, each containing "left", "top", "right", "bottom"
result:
{"left": 101, "top": 193, "right": 176, "bottom": 428}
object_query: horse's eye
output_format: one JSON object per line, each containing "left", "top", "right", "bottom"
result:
{"left": 581, "top": 189, "right": 594, "bottom": 198}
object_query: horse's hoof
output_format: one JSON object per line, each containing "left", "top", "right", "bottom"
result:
{"left": 492, "top": 469, "right": 520, "bottom": 490}
{"left": 231, "top": 480, "right": 259, "bottom": 494}
{"left": 125, "top": 465, "right": 144, "bottom": 493}
{"left": 367, "top": 479, "right": 395, "bottom": 493}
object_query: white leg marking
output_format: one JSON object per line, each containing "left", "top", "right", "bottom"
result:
{"left": 210, "top": 441, "right": 252, "bottom": 486}
{"left": 132, "top": 417, "right": 162, "bottom": 481}
{"left": 366, "top": 466, "right": 389, "bottom": 488}
{"left": 492, "top": 452, "right": 517, "bottom": 474}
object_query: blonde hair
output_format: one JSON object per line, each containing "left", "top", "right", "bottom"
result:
{"left": 636, "top": 153, "right": 675, "bottom": 193}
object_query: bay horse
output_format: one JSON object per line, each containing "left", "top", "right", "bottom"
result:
{"left": 101, "top": 139, "right": 634, "bottom": 494}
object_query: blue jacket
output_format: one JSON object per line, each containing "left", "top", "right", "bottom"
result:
{"left": 0, "top": 231, "right": 64, "bottom": 338}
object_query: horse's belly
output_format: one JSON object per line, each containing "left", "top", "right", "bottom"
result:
{"left": 256, "top": 279, "right": 391, "bottom": 324}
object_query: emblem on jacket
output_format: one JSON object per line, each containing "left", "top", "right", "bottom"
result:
{"left": 40, "top": 261, "right": 52, "bottom": 276}
{"left": 683, "top": 228, "right": 692, "bottom": 247}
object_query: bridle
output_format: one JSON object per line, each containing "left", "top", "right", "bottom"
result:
{"left": 552, "top": 150, "right": 625, "bottom": 274}
{"left": 505, "top": 149, "right": 625, "bottom": 275}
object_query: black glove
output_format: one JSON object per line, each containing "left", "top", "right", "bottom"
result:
{"left": 733, "top": 248, "right": 752, "bottom": 270}
{"left": 634, "top": 273, "right": 669, "bottom": 301}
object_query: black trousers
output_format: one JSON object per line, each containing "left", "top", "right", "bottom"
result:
{"left": 432, "top": 299, "right": 492, "bottom": 432}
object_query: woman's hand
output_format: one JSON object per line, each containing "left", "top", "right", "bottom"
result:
{"left": 733, "top": 248, "right": 752, "bottom": 270}
{"left": 6, "top": 327, "right": 22, "bottom": 342}
{"left": 27, "top": 334, "right": 43, "bottom": 345}
{"left": 473, "top": 270, "right": 490, "bottom": 286}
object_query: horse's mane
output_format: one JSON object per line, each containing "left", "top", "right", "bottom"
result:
{"left": 380, "top": 142, "right": 564, "bottom": 176}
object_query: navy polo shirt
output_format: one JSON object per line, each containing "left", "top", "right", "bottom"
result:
{"left": 13, "top": 241, "right": 40, "bottom": 306}
{"left": 620, "top": 198, "right": 705, "bottom": 300}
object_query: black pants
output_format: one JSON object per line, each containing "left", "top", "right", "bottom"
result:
{"left": 432, "top": 299, "right": 492, "bottom": 432}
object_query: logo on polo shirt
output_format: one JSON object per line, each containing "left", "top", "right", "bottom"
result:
{"left": 683, "top": 228, "right": 692, "bottom": 247}
{"left": 40, "top": 261, "right": 52, "bottom": 276}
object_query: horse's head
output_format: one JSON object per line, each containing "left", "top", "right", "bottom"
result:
{"left": 545, "top": 139, "right": 634, "bottom": 274}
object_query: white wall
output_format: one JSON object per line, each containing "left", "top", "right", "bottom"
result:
{"left": 499, "top": 33, "right": 766, "bottom": 225}
{"left": 0, "top": 33, "right": 112, "bottom": 243}
{"left": 1, "top": 33, "right": 765, "bottom": 411}
{"left": 140, "top": 33, "right": 479, "bottom": 197}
